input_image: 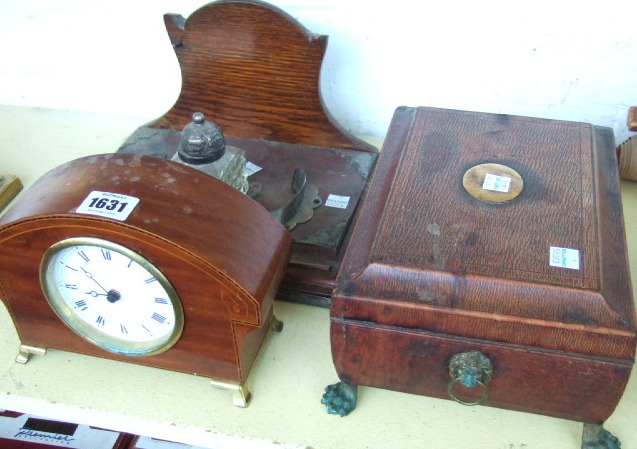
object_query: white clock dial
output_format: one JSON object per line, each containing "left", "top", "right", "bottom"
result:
{"left": 40, "top": 237, "right": 184, "bottom": 356}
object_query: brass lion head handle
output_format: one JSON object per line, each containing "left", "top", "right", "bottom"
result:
{"left": 447, "top": 350, "right": 493, "bottom": 406}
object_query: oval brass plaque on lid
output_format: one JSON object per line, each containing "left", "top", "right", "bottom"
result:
{"left": 463, "top": 163, "right": 523, "bottom": 204}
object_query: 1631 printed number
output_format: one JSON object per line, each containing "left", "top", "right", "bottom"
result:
{"left": 87, "top": 197, "right": 129, "bottom": 213}
{"left": 76, "top": 191, "right": 140, "bottom": 221}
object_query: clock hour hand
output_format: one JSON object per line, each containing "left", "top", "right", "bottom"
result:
{"left": 85, "top": 290, "right": 107, "bottom": 297}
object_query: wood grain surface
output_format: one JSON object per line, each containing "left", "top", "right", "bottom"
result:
{"left": 619, "top": 136, "right": 637, "bottom": 181}
{"left": 150, "top": 0, "right": 374, "bottom": 152}
{"left": 629, "top": 106, "right": 637, "bottom": 131}
{"left": 0, "top": 175, "right": 22, "bottom": 213}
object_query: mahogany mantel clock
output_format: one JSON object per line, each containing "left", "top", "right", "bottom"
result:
{"left": 0, "top": 0, "right": 374, "bottom": 407}
{"left": 0, "top": 153, "right": 290, "bottom": 407}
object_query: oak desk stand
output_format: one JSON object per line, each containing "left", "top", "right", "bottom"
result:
{"left": 118, "top": 0, "right": 378, "bottom": 307}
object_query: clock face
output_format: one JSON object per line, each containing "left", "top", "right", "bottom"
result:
{"left": 40, "top": 237, "right": 184, "bottom": 357}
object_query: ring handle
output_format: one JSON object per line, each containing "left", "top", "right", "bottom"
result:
{"left": 447, "top": 350, "right": 493, "bottom": 406}
{"left": 447, "top": 377, "right": 490, "bottom": 406}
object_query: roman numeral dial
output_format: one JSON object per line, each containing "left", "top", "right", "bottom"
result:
{"left": 41, "top": 237, "right": 183, "bottom": 357}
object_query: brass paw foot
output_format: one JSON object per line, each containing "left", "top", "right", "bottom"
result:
{"left": 582, "top": 423, "right": 620, "bottom": 449}
{"left": 321, "top": 381, "right": 358, "bottom": 417}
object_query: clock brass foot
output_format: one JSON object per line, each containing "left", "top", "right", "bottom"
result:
{"left": 16, "top": 344, "right": 46, "bottom": 364}
{"left": 210, "top": 379, "right": 251, "bottom": 408}
{"left": 582, "top": 423, "right": 621, "bottom": 449}
{"left": 232, "top": 384, "right": 251, "bottom": 408}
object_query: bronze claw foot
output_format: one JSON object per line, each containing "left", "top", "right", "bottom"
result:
{"left": 321, "top": 381, "right": 358, "bottom": 416}
{"left": 582, "top": 423, "right": 620, "bottom": 449}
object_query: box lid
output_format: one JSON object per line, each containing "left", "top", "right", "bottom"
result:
{"left": 333, "top": 106, "right": 636, "bottom": 359}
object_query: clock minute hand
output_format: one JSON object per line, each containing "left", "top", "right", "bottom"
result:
{"left": 80, "top": 266, "right": 109, "bottom": 294}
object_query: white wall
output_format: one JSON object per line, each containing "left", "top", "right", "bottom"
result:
{"left": 1, "top": 0, "right": 636, "bottom": 143}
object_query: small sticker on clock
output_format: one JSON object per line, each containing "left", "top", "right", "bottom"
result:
{"left": 325, "top": 194, "right": 350, "bottom": 209}
{"left": 482, "top": 174, "right": 511, "bottom": 193}
{"left": 549, "top": 246, "right": 580, "bottom": 270}
{"left": 244, "top": 161, "right": 262, "bottom": 177}
{"left": 76, "top": 191, "right": 140, "bottom": 221}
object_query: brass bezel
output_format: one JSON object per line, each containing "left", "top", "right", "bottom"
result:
{"left": 40, "top": 236, "right": 184, "bottom": 357}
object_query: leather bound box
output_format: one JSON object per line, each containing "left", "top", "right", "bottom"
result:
{"left": 330, "top": 106, "right": 636, "bottom": 426}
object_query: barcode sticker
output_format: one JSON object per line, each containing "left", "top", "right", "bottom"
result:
{"left": 549, "top": 247, "right": 580, "bottom": 270}
{"left": 482, "top": 174, "right": 511, "bottom": 192}
{"left": 76, "top": 191, "right": 140, "bottom": 221}
{"left": 325, "top": 194, "right": 350, "bottom": 209}
{"left": 244, "top": 161, "right": 262, "bottom": 177}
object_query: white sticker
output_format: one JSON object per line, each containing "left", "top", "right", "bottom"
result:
{"left": 549, "top": 246, "right": 580, "bottom": 270}
{"left": 482, "top": 174, "right": 511, "bottom": 193}
{"left": 76, "top": 191, "right": 140, "bottom": 221}
{"left": 325, "top": 194, "right": 350, "bottom": 209}
{"left": 244, "top": 161, "right": 262, "bottom": 177}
